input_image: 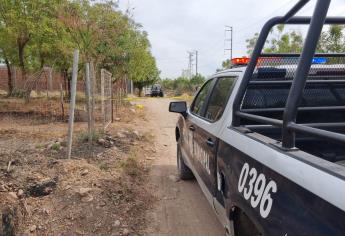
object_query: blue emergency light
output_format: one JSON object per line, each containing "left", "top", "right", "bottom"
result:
{"left": 312, "top": 57, "right": 327, "bottom": 64}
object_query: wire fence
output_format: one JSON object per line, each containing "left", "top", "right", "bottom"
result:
{"left": 101, "top": 69, "right": 113, "bottom": 131}
{"left": 0, "top": 55, "right": 129, "bottom": 158}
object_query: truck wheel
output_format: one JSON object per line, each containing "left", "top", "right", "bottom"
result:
{"left": 159, "top": 92, "right": 164, "bottom": 97}
{"left": 177, "top": 143, "right": 194, "bottom": 180}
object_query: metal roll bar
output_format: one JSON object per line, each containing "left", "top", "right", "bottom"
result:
{"left": 232, "top": 0, "right": 345, "bottom": 149}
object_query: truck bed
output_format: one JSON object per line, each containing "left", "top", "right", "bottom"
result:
{"left": 248, "top": 125, "right": 345, "bottom": 165}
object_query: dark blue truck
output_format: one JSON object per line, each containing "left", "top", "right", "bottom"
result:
{"left": 169, "top": 0, "right": 345, "bottom": 235}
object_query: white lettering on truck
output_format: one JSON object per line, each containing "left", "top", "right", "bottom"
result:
{"left": 238, "top": 163, "right": 277, "bottom": 218}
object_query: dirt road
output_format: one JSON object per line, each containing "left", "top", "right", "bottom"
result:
{"left": 139, "top": 98, "right": 224, "bottom": 236}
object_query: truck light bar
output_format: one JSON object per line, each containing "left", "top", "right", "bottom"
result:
{"left": 231, "top": 57, "right": 327, "bottom": 66}
{"left": 312, "top": 57, "right": 327, "bottom": 64}
{"left": 232, "top": 57, "right": 250, "bottom": 65}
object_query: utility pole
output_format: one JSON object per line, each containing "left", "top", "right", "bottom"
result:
{"left": 224, "top": 26, "right": 233, "bottom": 60}
{"left": 187, "top": 51, "right": 194, "bottom": 79}
{"left": 195, "top": 50, "right": 198, "bottom": 76}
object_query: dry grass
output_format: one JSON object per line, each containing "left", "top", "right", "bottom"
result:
{"left": 0, "top": 96, "right": 155, "bottom": 236}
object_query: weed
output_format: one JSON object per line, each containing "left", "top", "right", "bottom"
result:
{"left": 10, "top": 89, "right": 26, "bottom": 98}
{"left": 121, "top": 153, "right": 142, "bottom": 177}
{"left": 99, "top": 162, "right": 109, "bottom": 171}
{"left": 77, "top": 130, "right": 103, "bottom": 143}
{"left": 51, "top": 143, "right": 61, "bottom": 151}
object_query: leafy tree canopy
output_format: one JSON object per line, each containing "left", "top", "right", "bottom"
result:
{"left": 0, "top": 0, "right": 159, "bottom": 96}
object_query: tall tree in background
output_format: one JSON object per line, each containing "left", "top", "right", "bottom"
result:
{"left": 264, "top": 25, "right": 303, "bottom": 53}
{"left": 245, "top": 25, "right": 345, "bottom": 56}
{"left": 0, "top": 0, "right": 58, "bottom": 82}
{"left": 0, "top": 19, "right": 17, "bottom": 95}
{"left": 0, "top": 0, "right": 159, "bottom": 99}
{"left": 318, "top": 25, "right": 345, "bottom": 53}
{"left": 246, "top": 33, "right": 260, "bottom": 56}
{"left": 160, "top": 74, "right": 205, "bottom": 96}
{"left": 245, "top": 25, "right": 303, "bottom": 55}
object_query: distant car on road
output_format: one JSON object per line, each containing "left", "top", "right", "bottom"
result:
{"left": 151, "top": 84, "right": 164, "bottom": 97}
{"left": 144, "top": 87, "right": 152, "bottom": 97}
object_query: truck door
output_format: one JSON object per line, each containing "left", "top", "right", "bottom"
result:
{"left": 184, "top": 79, "right": 214, "bottom": 162}
{"left": 189, "top": 77, "right": 237, "bottom": 201}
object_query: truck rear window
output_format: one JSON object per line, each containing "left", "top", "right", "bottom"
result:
{"left": 240, "top": 56, "right": 345, "bottom": 124}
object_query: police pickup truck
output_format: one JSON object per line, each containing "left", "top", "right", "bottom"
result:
{"left": 169, "top": 0, "right": 345, "bottom": 235}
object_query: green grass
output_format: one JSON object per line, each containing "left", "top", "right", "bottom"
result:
{"left": 51, "top": 143, "right": 61, "bottom": 151}
{"left": 77, "top": 130, "right": 103, "bottom": 143}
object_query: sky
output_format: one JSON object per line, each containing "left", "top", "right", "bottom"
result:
{"left": 119, "top": 0, "right": 345, "bottom": 79}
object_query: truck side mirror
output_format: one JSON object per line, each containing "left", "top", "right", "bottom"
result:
{"left": 169, "top": 101, "right": 187, "bottom": 114}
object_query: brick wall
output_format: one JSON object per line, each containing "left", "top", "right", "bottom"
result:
{"left": 0, "top": 68, "right": 85, "bottom": 92}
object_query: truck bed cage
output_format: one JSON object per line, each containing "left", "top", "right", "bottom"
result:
{"left": 232, "top": 0, "right": 345, "bottom": 149}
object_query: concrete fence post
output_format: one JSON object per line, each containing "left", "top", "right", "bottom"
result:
{"left": 85, "top": 63, "right": 93, "bottom": 147}
{"left": 67, "top": 50, "right": 79, "bottom": 159}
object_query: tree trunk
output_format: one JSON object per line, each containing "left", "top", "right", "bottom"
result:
{"left": 17, "top": 35, "right": 30, "bottom": 102}
{"left": 40, "top": 57, "right": 45, "bottom": 69}
{"left": 63, "top": 69, "right": 68, "bottom": 100}
{"left": 18, "top": 43, "right": 27, "bottom": 81}
{"left": 4, "top": 58, "right": 13, "bottom": 96}
{"left": 138, "top": 86, "right": 143, "bottom": 97}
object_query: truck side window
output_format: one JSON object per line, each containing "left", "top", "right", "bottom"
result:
{"left": 191, "top": 79, "right": 214, "bottom": 116}
{"left": 205, "top": 77, "right": 237, "bottom": 121}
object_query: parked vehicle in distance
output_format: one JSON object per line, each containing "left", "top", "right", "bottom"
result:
{"left": 169, "top": 1, "right": 345, "bottom": 235}
{"left": 151, "top": 84, "right": 164, "bottom": 97}
{"left": 144, "top": 86, "right": 152, "bottom": 97}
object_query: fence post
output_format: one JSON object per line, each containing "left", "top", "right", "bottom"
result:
{"left": 111, "top": 80, "right": 114, "bottom": 123}
{"left": 48, "top": 67, "right": 53, "bottom": 91}
{"left": 67, "top": 50, "right": 79, "bottom": 159}
{"left": 60, "top": 83, "right": 64, "bottom": 120}
{"left": 101, "top": 69, "right": 105, "bottom": 132}
{"left": 85, "top": 63, "right": 92, "bottom": 147}
{"left": 90, "top": 62, "right": 95, "bottom": 132}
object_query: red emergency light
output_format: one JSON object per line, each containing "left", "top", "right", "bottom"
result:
{"left": 231, "top": 57, "right": 250, "bottom": 65}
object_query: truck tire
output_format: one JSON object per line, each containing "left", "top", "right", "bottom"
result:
{"left": 177, "top": 143, "right": 194, "bottom": 180}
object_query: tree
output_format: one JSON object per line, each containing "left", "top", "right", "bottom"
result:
{"left": 318, "top": 25, "right": 345, "bottom": 53}
{"left": 0, "top": 1, "right": 58, "bottom": 80}
{"left": 190, "top": 74, "right": 205, "bottom": 87}
{"left": 0, "top": 19, "right": 17, "bottom": 95}
{"left": 60, "top": 0, "right": 159, "bottom": 96}
{"left": 246, "top": 33, "right": 260, "bottom": 56}
{"left": 160, "top": 74, "right": 205, "bottom": 96}
{"left": 245, "top": 25, "right": 304, "bottom": 55}
{"left": 0, "top": 0, "right": 159, "bottom": 100}
{"left": 264, "top": 25, "right": 303, "bottom": 53}
{"left": 245, "top": 25, "right": 345, "bottom": 55}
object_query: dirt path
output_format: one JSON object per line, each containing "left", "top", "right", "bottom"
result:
{"left": 138, "top": 98, "right": 224, "bottom": 236}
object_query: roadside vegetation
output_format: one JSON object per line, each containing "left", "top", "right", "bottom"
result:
{"left": 0, "top": 0, "right": 159, "bottom": 99}
{"left": 159, "top": 74, "right": 206, "bottom": 96}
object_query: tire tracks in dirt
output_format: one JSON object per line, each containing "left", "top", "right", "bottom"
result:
{"left": 139, "top": 98, "right": 224, "bottom": 236}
